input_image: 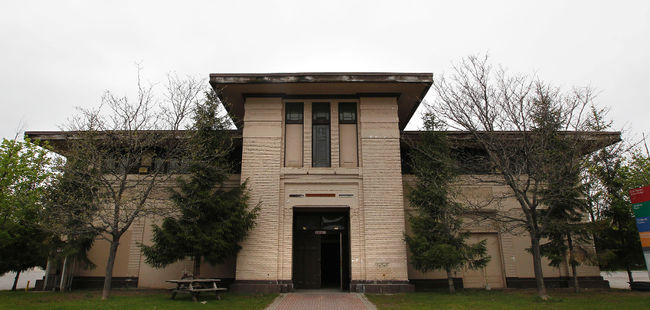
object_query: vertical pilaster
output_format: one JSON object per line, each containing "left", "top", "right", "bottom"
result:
{"left": 303, "top": 102, "right": 312, "bottom": 168}
{"left": 358, "top": 96, "right": 410, "bottom": 284}
{"left": 331, "top": 102, "right": 340, "bottom": 168}
{"left": 236, "top": 97, "right": 283, "bottom": 282}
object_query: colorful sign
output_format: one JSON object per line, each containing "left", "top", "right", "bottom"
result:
{"left": 632, "top": 201, "right": 650, "bottom": 218}
{"left": 629, "top": 185, "right": 650, "bottom": 279}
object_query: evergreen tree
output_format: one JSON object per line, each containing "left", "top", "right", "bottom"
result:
{"left": 593, "top": 168, "right": 644, "bottom": 284}
{"left": 533, "top": 89, "right": 593, "bottom": 292}
{"left": 582, "top": 109, "right": 645, "bottom": 286}
{"left": 142, "top": 91, "right": 257, "bottom": 277}
{"left": 539, "top": 158, "right": 591, "bottom": 292}
{"left": 591, "top": 149, "right": 647, "bottom": 284}
{"left": 41, "top": 157, "right": 99, "bottom": 291}
{"left": 405, "top": 113, "right": 490, "bottom": 293}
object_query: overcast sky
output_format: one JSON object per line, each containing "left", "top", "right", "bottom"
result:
{"left": 1, "top": 0, "right": 649, "bottom": 141}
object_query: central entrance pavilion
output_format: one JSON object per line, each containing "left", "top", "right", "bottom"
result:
{"left": 217, "top": 73, "right": 427, "bottom": 294}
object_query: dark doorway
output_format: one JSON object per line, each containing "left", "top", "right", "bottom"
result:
{"left": 321, "top": 234, "right": 341, "bottom": 288}
{"left": 293, "top": 208, "right": 350, "bottom": 291}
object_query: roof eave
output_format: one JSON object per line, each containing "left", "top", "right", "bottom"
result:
{"left": 209, "top": 72, "right": 433, "bottom": 130}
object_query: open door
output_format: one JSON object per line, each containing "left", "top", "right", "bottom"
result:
{"left": 293, "top": 209, "right": 350, "bottom": 290}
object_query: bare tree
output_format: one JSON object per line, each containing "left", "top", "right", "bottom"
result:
{"left": 432, "top": 55, "right": 606, "bottom": 299}
{"left": 56, "top": 69, "right": 203, "bottom": 299}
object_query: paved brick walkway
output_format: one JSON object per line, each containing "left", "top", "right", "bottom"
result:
{"left": 266, "top": 291, "right": 377, "bottom": 310}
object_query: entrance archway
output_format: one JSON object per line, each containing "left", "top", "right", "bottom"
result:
{"left": 292, "top": 208, "right": 350, "bottom": 290}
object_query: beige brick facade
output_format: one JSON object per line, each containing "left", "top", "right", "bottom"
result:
{"left": 236, "top": 97, "right": 284, "bottom": 281}
{"left": 35, "top": 72, "right": 611, "bottom": 292}
{"left": 403, "top": 174, "right": 603, "bottom": 289}
{"left": 357, "top": 97, "right": 409, "bottom": 283}
{"left": 229, "top": 95, "right": 411, "bottom": 292}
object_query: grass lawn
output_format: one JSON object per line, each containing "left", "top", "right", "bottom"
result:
{"left": 366, "top": 289, "right": 650, "bottom": 310}
{"left": 0, "top": 289, "right": 277, "bottom": 310}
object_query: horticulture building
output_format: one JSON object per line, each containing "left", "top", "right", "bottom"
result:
{"left": 28, "top": 72, "right": 617, "bottom": 292}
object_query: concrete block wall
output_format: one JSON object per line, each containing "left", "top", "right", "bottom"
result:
{"left": 403, "top": 174, "right": 605, "bottom": 289}
{"left": 72, "top": 176, "right": 242, "bottom": 289}
{"left": 236, "top": 97, "right": 283, "bottom": 281}
{"left": 236, "top": 96, "right": 411, "bottom": 290}
{"left": 358, "top": 96, "right": 410, "bottom": 282}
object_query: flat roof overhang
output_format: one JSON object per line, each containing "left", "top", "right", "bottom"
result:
{"left": 25, "top": 129, "right": 620, "bottom": 157}
{"left": 24, "top": 130, "right": 243, "bottom": 155}
{"left": 209, "top": 72, "right": 433, "bottom": 130}
{"left": 401, "top": 130, "right": 622, "bottom": 154}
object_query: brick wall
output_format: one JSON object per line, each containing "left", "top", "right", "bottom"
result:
{"left": 236, "top": 97, "right": 283, "bottom": 281}
{"left": 358, "top": 96, "right": 409, "bottom": 281}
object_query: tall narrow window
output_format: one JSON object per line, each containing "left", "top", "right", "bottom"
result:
{"left": 338, "top": 102, "right": 358, "bottom": 167}
{"left": 312, "top": 102, "right": 330, "bottom": 167}
{"left": 285, "top": 102, "right": 303, "bottom": 167}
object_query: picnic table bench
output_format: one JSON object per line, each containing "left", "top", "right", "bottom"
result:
{"left": 166, "top": 278, "right": 227, "bottom": 302}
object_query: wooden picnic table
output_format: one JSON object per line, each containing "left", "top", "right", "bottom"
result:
{"left": 166, "top": 278, "right": 227, "bottom": 302}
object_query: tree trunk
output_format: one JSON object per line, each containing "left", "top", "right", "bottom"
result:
{"left": 193, "top": 256, "right": 201, "bottom": 278}
{"left": 626, "top": 266, "right": 634, "bottom": 286}
{"left": 11, "top": 271, "right": 20, "bottom": 291}
{"left": 101, "top": 238, "right": 120, "bottom": 300}
{"left": 446, "top": 269, "right": 455, "bottom": 294}
{"left": 42, "top": 258, "right": 52, "bottom": 291}
{"left": 567, "top": 234, "right": 579, "bottom": 293}
{"left": 571, "top": 263, "right": 579, "bottom": 293}
{"left": 529, "top": 233, "right": 549, "bottom": 300}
